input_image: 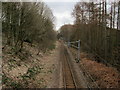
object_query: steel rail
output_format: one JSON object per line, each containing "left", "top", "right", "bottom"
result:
{"left": 62, "top": 46, "right": 77, "bottom": 89}
{"left": 65, "top": 48, "right": 78, "bottom": 89}
{"left": 69, "top": 44, "right": 100, "bottom": 88}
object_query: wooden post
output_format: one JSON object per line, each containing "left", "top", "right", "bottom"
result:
{"left": 77, "top": 40, "right": 80, "bottom": 63}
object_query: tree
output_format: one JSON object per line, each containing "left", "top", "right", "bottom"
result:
{"left": 2, "top": 2, "right": 56, "bottom": 54}
{"left": 70, "top": 1, "right": 120, "bottom": 69}
{"left": 117, "top": 1, "right": 120, "bottom": 30}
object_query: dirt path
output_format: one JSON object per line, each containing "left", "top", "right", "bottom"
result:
{"left": 39, "top": 41, "right": 63, "bottom": 88}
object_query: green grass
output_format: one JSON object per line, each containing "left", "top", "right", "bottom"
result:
{"left": 8, "top": 59, "right": 17, "bottom": 70}
{"left": 48, "top": 43, "right": 56, "bottom": 50}
{"left": 21, "top": 65, "right": 43, "bottom": 80}
{"left": 2, "top": 74, "right": 22, "bottom": 88}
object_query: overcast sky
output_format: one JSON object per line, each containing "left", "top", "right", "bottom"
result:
{"left": 44, "top": 1, "right": 80, "bottom": 30}
{"left": 43, "top": 0, "right": 117, "bottom": 30}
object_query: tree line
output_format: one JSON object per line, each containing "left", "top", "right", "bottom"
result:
{"left": 59, "top": 1, "right": 120, "bottom": 70}
{"left": 2, "top": 2, "right": 56, "bottom": 54}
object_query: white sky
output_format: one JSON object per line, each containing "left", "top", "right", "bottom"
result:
{"left": 44, "top": 1, "right": 79, "bottom": 30}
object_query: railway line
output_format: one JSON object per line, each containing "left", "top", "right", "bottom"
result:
{"left": 60, "top": 41, "right": 88, "bottom": 89}
{"left": 61, "top": 40, "right": 99, "bottom": 90}
{"left": 62, "top": 46, "right": 77, "bottom": 88}
{"left": 69, "top": 46, "right": 100, "bottom": 88}
{"left": 60, "top": 41, "right": 99, "bottom": 89}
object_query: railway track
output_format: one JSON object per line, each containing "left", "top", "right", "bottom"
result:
{"left": 69, "top": 46, "right": 100, "bottom": 88}
{"left": 62, "top": 45, "right": 77, "bottom": 89}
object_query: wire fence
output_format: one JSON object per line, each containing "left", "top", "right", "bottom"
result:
{"left": 67, "top": 40, "right": 80, "bottom": 63}
{"left": 65, "top": 40, "right": 100, "bottom": 88}
{"left": 73, "top": 26, "right": 120, "bottom": 71}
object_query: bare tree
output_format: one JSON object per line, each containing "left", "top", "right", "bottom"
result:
{"left": 2, "top": 2, "right": 56, "bottom": 54}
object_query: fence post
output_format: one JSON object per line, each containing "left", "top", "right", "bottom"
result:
{"left": 68, "top": 41, "right": 70, "bottom": 48}
{"left": 77, "top": 40, "right": 80, "bottom": 63}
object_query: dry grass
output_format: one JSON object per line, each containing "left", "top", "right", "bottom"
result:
{"left": 2, "top": 41, "right": 60, "bottom": 88}
{"left": 80, "top": 53, "right": 120, "bottom": 88}
{"left": 69, "top": 47, "right": 120, "bottom": 88}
